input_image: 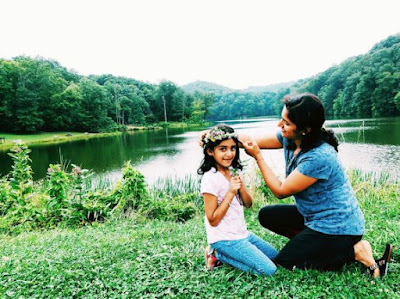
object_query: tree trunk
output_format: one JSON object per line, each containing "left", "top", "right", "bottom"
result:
{"left": 162, "top": 95, "right": 167, "bottom": 123}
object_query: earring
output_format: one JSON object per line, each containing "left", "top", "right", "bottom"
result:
{"left": 302, "top": 132, "right": 306, "bottom": 136}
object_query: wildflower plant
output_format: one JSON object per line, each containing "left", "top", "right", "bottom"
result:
{"left": 70, "top": 164, "right": 92, "bottom": 201}
{"left": 46, "top": 164, "right": 70, "bottom": 224}
{"left": 7, "top": 140, "right": 34, "bottom": 206}
{"left": 112, "top": 161, "right": 149, "bottom": 213}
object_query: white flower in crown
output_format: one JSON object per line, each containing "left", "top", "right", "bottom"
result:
{"left": 203, "top": 128, "right": 238, "bottom": 145}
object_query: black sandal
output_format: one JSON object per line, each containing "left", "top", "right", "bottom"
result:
{"left": 367, "top": 244, "right": 393, "bottom": 278}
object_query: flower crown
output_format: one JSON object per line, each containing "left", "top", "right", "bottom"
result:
{"left": 203, "top": 128, "right": 238, "bottom": 145}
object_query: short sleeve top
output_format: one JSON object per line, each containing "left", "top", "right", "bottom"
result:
{"left": 277, "top": 131, "right": 365, "bottom": 235}
{"left": 201, "top": 168, "right": 248, "bottom": 244}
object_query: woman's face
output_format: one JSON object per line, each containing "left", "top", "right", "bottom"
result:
{"left": 277, "top": 106, "right": 302, "bottom": 140}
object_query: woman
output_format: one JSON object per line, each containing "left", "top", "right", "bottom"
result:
{"left": 239, "top": 93, "right": 392, "bottom": 277}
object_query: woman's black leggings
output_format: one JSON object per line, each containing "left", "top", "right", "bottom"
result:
{"left": 259, "top": 204, "right": 362, "bottom": 271}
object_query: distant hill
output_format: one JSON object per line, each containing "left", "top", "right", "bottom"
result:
{"left": 181, "top": 81, "right": 236, "bottom": 95}
{"left": 243, "top": 81, "right": 295, "bottom": 93}
{"left": 182, "top": 80, "right": 295, "bottom": 95}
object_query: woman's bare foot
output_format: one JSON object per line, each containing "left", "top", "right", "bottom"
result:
{"left": 354, "top": 240, "right": 379, "bottom": 277}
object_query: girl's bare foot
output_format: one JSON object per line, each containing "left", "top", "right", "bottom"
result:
{"left": 204, "top": 245, "right": 215, "bottom": 269}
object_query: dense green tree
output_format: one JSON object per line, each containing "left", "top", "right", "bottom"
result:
{"left": 372, "top": 71, "right": 400, "bottom": 116}
{"left": 77, "top": 78, "right": 113, "bottom": 132}
{"left": 0, "top": 60, "right": 20, "bottom": 131}
{"left": 155, "top": 81, "right": 180, "bottom": 122}
{"left": 189, "top": 99, "right": 206, "bottom": 123}
{"left": 49, "top": 83, "right": 83, "bottom": 131}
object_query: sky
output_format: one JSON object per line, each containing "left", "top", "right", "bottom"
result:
{"left": 1, "top": 0, "right": 400, "bottom": 90}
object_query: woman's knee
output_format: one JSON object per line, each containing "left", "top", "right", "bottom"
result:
{"left": 258, "top": 205, "right": 276, "bottom": 228}
{"left": 274, "top": 254, "right": 297, "bottom": 270}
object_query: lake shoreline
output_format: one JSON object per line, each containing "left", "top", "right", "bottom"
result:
{"left": 0, "top": 122, "right": 210, "bottom": 151}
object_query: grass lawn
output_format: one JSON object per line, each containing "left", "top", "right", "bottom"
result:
{"left": 1, "top": 171, "right": 399, "bottom": 298}
{"left": 1, "top": 216, "right": 399, "bottom": 298}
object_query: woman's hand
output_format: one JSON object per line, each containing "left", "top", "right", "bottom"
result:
{"left": 242, "top": 139, "right": 262, "bottom": 161}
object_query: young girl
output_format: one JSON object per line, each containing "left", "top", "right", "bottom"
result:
{"left": 198, "top": 124, "right": 278, "bottom": 276}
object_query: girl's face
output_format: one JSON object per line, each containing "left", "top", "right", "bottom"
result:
{"left": 277, "top": 106, "right": 302, "bottom": 140}
{"left": 207, "top": 138, "right": 237, "bottom": 170}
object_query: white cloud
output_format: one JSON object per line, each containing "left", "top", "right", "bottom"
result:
{"left": 1, "top": 0, "right": 399, "bottom": 89}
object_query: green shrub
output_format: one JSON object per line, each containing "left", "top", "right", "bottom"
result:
{"left": 63, "top": 190, "right": 112, "bottom": 226}
{"left": 7, "top": 141, "right": 34, "bottom": 209}
{"left": 111, "top": 161, "right": 149, "bottom": 213}
{"left": 60, "top": 164, "right": 112, "bottom": 226}
{"left": 46, "top": 164, "right": 70, "bottom": 223}
{"left": 146, "top": 192, "right": 197, "bottom": 222}
{"left": 0, "top": 177, "right": 11, "bottom": 215}
{"left": 1, "top": 144, "right": 202, "bottom": 233}
{"left": 0, "top": 141, "right": 44, "bottom": 232}
{"left": 150, "top": 175, "right": 202, "bottom": 209}
{"left": 70, "top": 164, "right": 92, "bottom": 201}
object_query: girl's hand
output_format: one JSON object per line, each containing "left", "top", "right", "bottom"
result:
{"left": 238, "top": 173, "right": 246, "bottom": 189}
{"left": 229, "top": 168, "right": 240, "bottom": 177}
{"left": 228, "top": 176, "right": 241, "bottom": 194}
{"left": 242, "top": 140, "right": 262, "bottom": 160}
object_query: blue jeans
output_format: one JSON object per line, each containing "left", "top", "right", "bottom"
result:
{"left": 211, "top": 232, "right": 278, "bottom": 276}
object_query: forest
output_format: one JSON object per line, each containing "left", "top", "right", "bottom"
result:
{"left": 0, "top": 34, "right": 399, "bottom": 132}
{"left": 0, "top": 59, "right": 214, "bottom": 133}
{"left": 204, "top": 34, "right": 400, "bottom": 120}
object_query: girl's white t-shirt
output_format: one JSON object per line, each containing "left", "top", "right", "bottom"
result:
{"left": 201, "top": 168, "right": 248, "bottom": 244}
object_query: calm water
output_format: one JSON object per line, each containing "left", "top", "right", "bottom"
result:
{"left": 1, "top": 117, "right": 399, "bottom": 185}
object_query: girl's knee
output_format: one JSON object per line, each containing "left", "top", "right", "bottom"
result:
{"left": 257, "top": 264, "right": 277, "bottom": 276}
{"left": 253, "top": 258, "right": 278, "bottom": 276}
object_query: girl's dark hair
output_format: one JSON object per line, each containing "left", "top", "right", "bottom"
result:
{"left": 283, "top": 93, "right": 339, "bottom": 152}
{"left": 197, "top": 124, "right": 243, "bottom": 175}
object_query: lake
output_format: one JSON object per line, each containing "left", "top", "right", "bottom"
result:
{"left": 1, "top": 117, "right": 399, "bottom": 186}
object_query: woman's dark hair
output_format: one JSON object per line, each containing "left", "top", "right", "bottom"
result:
{"left": 283, "top": 93, "right": 339, "bottom": 152}
{"left": 197, "top": 124, "right": 243, "bottom": 175}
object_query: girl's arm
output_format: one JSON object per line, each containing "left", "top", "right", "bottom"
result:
{"left": 237, "top": 174, "right": 252, "bottom": 208}
{"left": 242, "top": 140, "right": 317, "bottom": 198}
{"left": 203, "top": 177, "right": 241, "bottom": 226}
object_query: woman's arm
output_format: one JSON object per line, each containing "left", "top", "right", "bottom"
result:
{"left": 199, "top": 130, "right": 282, "bottom": 149}
{"left": 203, "top": 177, "right": 241, "bottom": 226}
{"left": 242, "top": 140, "right": 317, "bottom": 198}
{"left": 239, "top": 132, "right": 283, "bottom": 149}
